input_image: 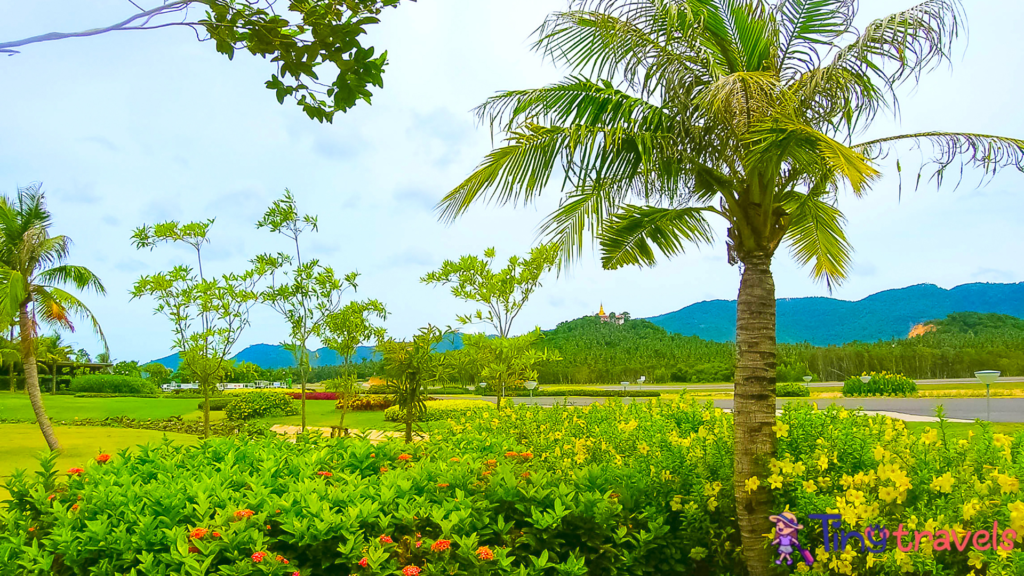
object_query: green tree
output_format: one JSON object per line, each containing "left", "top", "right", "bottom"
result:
{"left": 435, "top": 1, "right": 1024, "bottom": 571}
{"left": 255, "top": 190, "right": 359, "bottom": 430}
{"left": 377, "top": 325, "right": 455, "bottom": 443}
{"left": 0, "top": 0, "right": 409, "bottom": 123}
{"left": 421, "top": 244, "right": 559, "bottom": 338}
{"left": 463, "top": 329, "right": 560, "bottom": 408}
{"left": 141, "top": 362, "right": 173, "bottom": 385}
{"left": 131, "top": 219, "right": 263, "bottom": 438}
{"left": 111, "top": 360, "right": 142, "bottom": 377}
{"left": 0, "top": 184, "right": 107, "bottom": 450}
{"left": 319, "top": 299, "right": 388, "bottom": 428}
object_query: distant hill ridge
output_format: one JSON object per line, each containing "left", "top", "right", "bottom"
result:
{"left": 150, "top": 281, "right": 1023, "bottom": 368}
{"left": 646, "top": 282, "right": 1024, "bottom": 346}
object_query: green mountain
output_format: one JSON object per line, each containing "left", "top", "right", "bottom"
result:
{"left": 646, "top": 282, "right": 1024, "bottom": 345}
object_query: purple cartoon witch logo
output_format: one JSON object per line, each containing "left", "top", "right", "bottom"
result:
{"left": 770, "top": 512, "right": 814, "bottom": 567}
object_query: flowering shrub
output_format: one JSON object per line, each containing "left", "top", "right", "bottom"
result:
{"left": 288, "top": 392, "right": 340, "bottom": 401}
{"left": 224, "top": 391, "right": 300, "bottom": 420}
{"left": 843, "top": 371, "right": 918, "bottom": 397}
{"left": 776, "top": 382, "right": 810, "bottom": 397}
{"left": 343, "top": 395, "right": 394, "bottom": 412}
{"left": 383, "top": 400, "right": 493, "bottom": 422}
{"left": 2, "top": 400, "right": 1021, "bottom": 575}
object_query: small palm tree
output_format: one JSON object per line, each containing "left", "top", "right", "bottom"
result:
{"left": 0, "top": 184, "right": 107, "bottom": 451}
{"left": 437, "top": 1, "right": 1024, "bottom": 572}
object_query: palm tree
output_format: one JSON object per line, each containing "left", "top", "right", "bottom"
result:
{"left": 0, "top": 184, "right": 107, "bottom": 451}
{"left": 437, "top": 1, "right": 1024, "bottom": 572}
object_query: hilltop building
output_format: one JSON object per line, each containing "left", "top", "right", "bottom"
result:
{"left": 598, "top": 304, "right": 625, "bottom": 325}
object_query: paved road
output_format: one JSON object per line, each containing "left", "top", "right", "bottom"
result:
{"left": 589, "top": 376, "right": 1024, "bottom": 392}
{"left": 442, "top": 396, "right": 1024, "bottom": 422}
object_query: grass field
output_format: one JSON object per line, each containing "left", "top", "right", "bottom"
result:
{"left": 0, "top": 391, "right": 203, "bottom": 421}
{"left": 0, "top": 424, "right": 198, "bottom": 493}
{"left": 903, "top": 421, "right": 1024, "bottom": 439}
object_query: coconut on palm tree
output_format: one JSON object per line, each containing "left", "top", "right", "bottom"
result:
{"left": 437, "top": 1, "right": 1024, "bottom": 572}
{"left": 0, "top": 183, "right": 107, "bottom": 451}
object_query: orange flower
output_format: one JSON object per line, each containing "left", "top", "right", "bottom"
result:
{"left": 485, "top": 459, "right": 497, "bottom": 467}
{"left": 47, "top": 494, "right": 55, "bottom": 501}
{"left": 521, "top": 452, "right": 533, "bottom": 460}
{"left": 276, "top": 555, "right": 289, "bottom": 564}
{"left": 402, "top": 566, "right": 421, "bottom": 576}
{"left": 505, "top": 451, "right": 518, "bottom": 458}
{"left": 380, "top": 467, "right": 389, "bottom": 473}
{"left": 189, "top": 528, "right": 208, "bottom": 539}
{"left": 71, "top": 504, "right": 79, "bottom": 512}
{"left": 476, "top": 546, "right": 494, "bottom": 561}
{"left": 520, "top": 472, "right": 530, "bottom": 478}
{"left": 234, "top": 509, "right": 255, "bottom": 519}
{"left": 437, "top": 483, "right": 450, "bottom": 488}
{"left": 482, "top": 471, "right": 492, "bottom": 476}
{"left": 67, "top": 467, "right": 84, "bottom": 475}
{"left": 95, "top": 454, "right": 111, "bottom": 463}
{"left": 358, "top": 557, "right": 369, "bottom": 568}
{"left": 398, "top": 454, "right": 412, "bottom": 461}
{"left": 379, "top": 535, "right": 394, "bottom": 544}
{"left": 449, "top": 457, "right": 460, "bottom": 462}
{"left": 252, "top": 551, "right": 266, "bottom": 563}
{"left": 316, "top": 471, "right": 333, "bottom": 477}
{"left": 430, "top": 539, "right": 451, "bottom": 552}
{"left": 212, "top": 532, "right": 221, "bottom": 538}
{"left": 188, "top": 546, "right": 200, "bottom": 554}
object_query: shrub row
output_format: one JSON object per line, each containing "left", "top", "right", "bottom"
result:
{"left": 223, "top": 391, "right": 299, "bottom": 421}
{"left": 288, "top": 392, "right": 339, "bottom": 401}
{"left": 383, "top": 400, "right": 493, "bottom": 422}
{"left": 342, "top": 395, "right": 394, "bottom": 412}
{"left": 0, "top": 416, "right": 268, "bottom": 437}
{"left": 199, "top": 398, "right": 236, "bottom": 412}
{"left": 775, "top": 382, "right": 810, "bottom": 397}
{"left": 507, "top": 388, "right": 661, "bottom": 398}
{"left": 73, "top": 393, "right": 161, "bottom": 399}
{"left": 68, "top": 374, "right": 159, "bottom": 395}
{"left": 842, "top": 371, "right": 918, "bottom": 396}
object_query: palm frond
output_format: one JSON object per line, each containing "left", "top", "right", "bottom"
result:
{"left": 776, "top": 0, "right": 857, "bottom": 79}
{"left": 537, "top": 184, "right": 629, "bottom": 268}
{"left": 36, "top": 264, "right": 106, "bottom": 295}
{"left": 0, "top": 268, "right": 29, "bottom": 320}
{"left": 855, "top": 132, "right": 1024, "bottom": 190}
{"left": 34, "top": 286, "right": 108, "bottom": 353}
{"left": 780, "top": 189, "right": 853, "bottom": 290}
{"left": 597, "top": 205, "right": 715, "bottom": 270}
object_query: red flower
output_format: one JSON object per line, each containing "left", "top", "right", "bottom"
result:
{"left": 431, "top": 539, "right": 451, "bottom": 552}
{"left": 293, "top": 572, "right": 301, "bottom": 576}
{"left": 449, "top": 457, "right": 460, "bottom": 462}
{"left": 358, "top": 557, "right": 369, "bottom": 568}
{"left": 398, "top": 454, "right": 412, "bottom": 461}
{"left": 266, "top": 525, "right": 272, "bottom": 530}
{"left": 520, "top": 471, "right": 530, "bottom": 478}
{"left": 370, "top": 453, "right": 375, "bottom": 458}
{"left": 476, "top": 546, "right": 494, "bottom": 561}
{"left": 521, "top": 452, "right": 533, "bottom": 460}
{"left": 27, "top": 527, "right": 35, "bottom": 532}
{"left": 47, "top": 494, "right": 55, "bottom": 501}
{"left": 67, "top": 467, "right": 84, "bottom": 475}
{"left": 316, "top": 471, "right": 333, "bottom": 477}
{"left": 252, "top": 551, "right": 267, "bottom": 563}
{"left": 189, "top": 528, "right": 208, "bottom": 540}
{"left": 188, "top": 546, "right": 200, "bottom": 554}
{"left": 437, "top": 483, "right": 450, "bottom": 488}
{"left": 212, "top": 532, "right": 221, "bottom": 538}
{"left": 380, "top": 467, "right": 389, "bottom": 473}
{"left": 95, "top": 454, "right": 111, "bottom": 464}
{"left": 402, "top": 566, "right": 421, "bottom": 576}
{"left": 71, "top": 504, "right": 79, "bottom": 512}
{"left": 504, "top": 451, "right": 518, "bottom": 458}
{"left": 234, "top": 509, "right": 255, "bottom": 519}
{"left": 379, "top": 535, "right": 393, "bottom": 544}
{"left": 482, "top": 471, "right": 492, "bottom": 476}
{"left": 415, "top": 541, "right": 422, "bottom": 548}
{"left": 276, "top": 555, "right": 289, "bottom": 564}
{"left": 610, "top": 493, "right": 620, "bottom": 499}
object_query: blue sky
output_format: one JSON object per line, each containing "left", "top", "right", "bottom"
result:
{"left": 1, "top": 0, "right": 1022, "bottom": 363}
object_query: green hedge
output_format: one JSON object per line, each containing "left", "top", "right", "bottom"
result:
{"left": 69, "top": 374, "right": 159, "bottom": 395}
{"left": 842, "top": 371, "right": 917, "bottom": 397}
{"left": 775, "top": 382, "right": 810, "bottom": 397}
{"left": 223, "top": 391, "right": 298, "bottom": 421}
{"left": 383, "top": 400, "right": 493, "bottom": 422}
{"left": 199, "top": 398, "right": 236, "bottom": 412}
{"left": 73, "top": 393, "right": 160, "bottom": 399}
{"left": 506, "top": 388, "right": 661, "bottom": 398}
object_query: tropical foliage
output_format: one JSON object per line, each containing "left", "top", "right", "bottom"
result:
{"left": 68, "top": 374, "right": 159, "bottom": 395}
{"left": 377, "top": 325, "right": 457, "bottom": 442}
{"left": 0, "top": 184, "right": 107, "bottom": 450}
{"left": 223, "top": 391, "right": 299, "bottom": 421}
{"left": 842, "top": 371, "right": 918, "bottom": 397}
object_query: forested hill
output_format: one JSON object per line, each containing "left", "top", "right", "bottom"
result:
{"left": 646, "top": 282, "right": 1024, "bottom": 345}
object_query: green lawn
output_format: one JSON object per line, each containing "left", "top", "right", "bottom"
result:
{"left": 0, "top": 391, "right": 203, "bottom": 422}
{"left": 257, "top": 402, "right": 391, "bottom": 431}
{"left": 0, "top": 423, "right": 199, "bottom": 494}
{"left": 904, "top": 421, "right": 1024, "bottom": 439}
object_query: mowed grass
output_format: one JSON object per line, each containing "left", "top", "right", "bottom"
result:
{"left": 257, "top": 401, "right": 390, "bottom": 430}
{"left": 904, "top": 421, "right": 1024, "bottom": 440}
{"left": 0, "top": 423, "right": 199, "bottom": 496}
{"left": 0, "top": 391, "right": 203, "bottom": 422}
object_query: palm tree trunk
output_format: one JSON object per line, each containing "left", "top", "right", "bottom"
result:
{"left": 733, "top": 253, "right": 776, "bottom": 576}
{"left": 19, "top": 301, "right": 61, "bottom": 451}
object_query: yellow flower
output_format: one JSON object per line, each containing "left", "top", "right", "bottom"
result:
{"left": 745, "top": 476, "right": 760, "bottom": 493}
{"left": 997, "top": 474, "right": 1020, "bottom": 494}
{"left": 993, "top": 434, "right": 1012, "bottom": 448}
{"left": 968, "top": 551, "right": 984, "bottom": 569}
{"left": 921, "top": 427, "right": 938, "bottom": 444}
{"left": 768, "top": 474, "right": 784, "bottom": 489}
{"left": 774, "top": 422, "right": 790, "bottom": 438}
{"left": 872, "top": 445, "right": 886, "bottom": 461}
{"left": 792, "top": 462, "right": 806, "bottom": 476}
{"left": 930, "top": 472, "right": 955, "bottom": 493}
{"left": 878, "top": 486, "right": 897, "bottom": 502}
{"left": 817, "top": 455, "right": 829, "bottom": 471}
{"left": 638, "top": 443, "right": 650, "bottom": 455}
{"left": 803, "top": 480, "right": 817, "bottom": 493}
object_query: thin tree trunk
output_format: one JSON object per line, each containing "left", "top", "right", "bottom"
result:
{"left": 300, "top": 371, "right": 307, "bottom": 433}
{"left": 202, "top": 379, "right": 211, "bottom": 439}
{"left": 733, "top": 253, "right": 776, "bottom": 576}
{"left": 19, "top": 301, "right": 61, "bottom": 451}
{"left": 405, "top": 418, "right": 412, "bottom": 444}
